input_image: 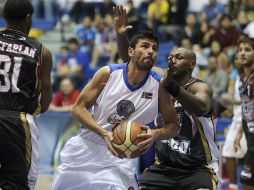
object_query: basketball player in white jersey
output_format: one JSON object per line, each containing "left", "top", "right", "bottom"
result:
{"left": 50, "top": 29, "right": 179, "bottom": 189}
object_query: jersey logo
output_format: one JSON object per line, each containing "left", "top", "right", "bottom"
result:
{"left": 141, "top": 92, "right": 153, "bottom": 99}
{"left": 161, "top": 139, "right": 191, "bottom": 155}
{"left": 107, "top": 100, "right": 135, "bottom": 124}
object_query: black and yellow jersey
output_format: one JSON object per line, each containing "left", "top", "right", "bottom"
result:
{"left": 0, "top": 29, "right": 43, "bottom": 115}
{"left": 155, "top": 78, "right": 219, "bottom": 169}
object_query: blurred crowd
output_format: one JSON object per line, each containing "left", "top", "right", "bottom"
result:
{"left": 28, "top": 0, "right": 254, "bottom": 118}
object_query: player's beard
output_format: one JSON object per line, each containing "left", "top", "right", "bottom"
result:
{"left": 136, "top": 59, "right": 154, "bottom": 71}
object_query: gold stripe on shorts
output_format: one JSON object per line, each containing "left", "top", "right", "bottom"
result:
{"left": 20, "top": 112, "right": 32, "bottom": 171}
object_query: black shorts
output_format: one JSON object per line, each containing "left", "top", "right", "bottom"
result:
{"left": 240, "top": 150, "right": 254, "bottom": 186}
{"left": 139, "top": 165, "right": 217, "bottom": 190}
{"left": 0, "top": 110, "right": 38, "bottom": 190}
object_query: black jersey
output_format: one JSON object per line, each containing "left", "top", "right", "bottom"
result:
{"left": 155, "top": 78, "right": 219, "bottom": 169}
{"left": 239, "top": 73, "right": 254, "bottom": 152}
{"left": 0, "top": 29, "right": 42, "bottom": 115}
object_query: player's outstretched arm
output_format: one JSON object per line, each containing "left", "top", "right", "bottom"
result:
{"left": 40, "top": 46, "right": 53, "bottom": 113}
{"left": 71, "top": 66, "right": 118, "bottom": 156}
{"left": 113, "top": 5, "right": 132, "bottom": 62}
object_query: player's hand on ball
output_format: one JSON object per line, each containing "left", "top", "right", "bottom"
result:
{"left": 102, "top": 131, "right": 119, "bottom": 157}
{"left": 136, "top": 126, "right": 154, "bottom": 153}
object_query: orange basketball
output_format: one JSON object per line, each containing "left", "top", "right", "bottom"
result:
{"left": 112, "top": 120, "right": 147, "bottom": 159}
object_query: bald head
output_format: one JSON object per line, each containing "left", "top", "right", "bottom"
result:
{"left": 177, "top": 47, "right": 196, "bottom": 62}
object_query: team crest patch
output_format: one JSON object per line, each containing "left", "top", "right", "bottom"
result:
{"left": 107, "top": 100, "right": 135, "bottom": 124}
{"left": 116, "top": 100, "right": 135, "bottom": 117}
{"left": 141, "top": 92, "right": 153, "bottom": 99}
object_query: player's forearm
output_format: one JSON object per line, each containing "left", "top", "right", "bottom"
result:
{"left": 116, "top": 33, "right": 129, "bottom": 62}
{"left": 72, "top": 105, "right": 107, "bottom": 137}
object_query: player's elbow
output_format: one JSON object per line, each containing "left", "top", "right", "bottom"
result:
{"left": 195, "top": 104, "right": 211, "bottom": 116}
{"left": 40, "top": 93, "right": 52, "bottom": 113}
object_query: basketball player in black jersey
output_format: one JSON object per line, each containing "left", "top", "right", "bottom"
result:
{"left": 0, "top": 0, "right": 52, "bottom": 190}
{"left": 234, "top": 35, "right": 254, "bottom": 190}
{"left": 113, "top": 5, "right": 219, "bottom": 190}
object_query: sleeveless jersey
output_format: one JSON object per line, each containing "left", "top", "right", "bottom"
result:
{"left": 0, "top": 29, "right": 42, "bottom": 115}
{"left": 79, "top": 63, "right": 161, "bottom": 144}
{"left": 239, "top": 73, "right": 254, "bottom": 152}
{"left": 155, "top": 78, "right": 219, "bottom": 169}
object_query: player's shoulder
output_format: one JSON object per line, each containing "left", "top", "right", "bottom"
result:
{"left": 108, "top": 63, "right": 126, "bottom": 74}
{"left": 191, "top": 78, "right": 213, "bottom": 94}
{"left": 149, "top": 70, "right": 162, "bottom": 82}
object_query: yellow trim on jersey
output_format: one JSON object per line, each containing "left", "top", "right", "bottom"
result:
{"left": 192, "top": 115, "right": 212, "bottom": 162}
{"left": 204, "top": 164, "right": 218, "bottom": 190}
{"left": 20, "top": 112, "right": 32, "bottom": 171}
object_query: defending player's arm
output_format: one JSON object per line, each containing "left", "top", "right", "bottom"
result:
{"left": 40, "top": 46, "right": 53, "bottom": 113}
{"left": 162, "top": 68, "right": 213, "bottom": 116}
{"left": 72, "top": 66, "right": 118, "bottom": 156}
{"left": 113, "top": 5, "right": 132, "bottom": 62}
{"left": 176, "top": 82, "right": 213, "bottom": 116}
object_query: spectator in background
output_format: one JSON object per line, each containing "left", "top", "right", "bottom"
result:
{"left": 91, "top": 14, "right": 117, "bottom": 68}
{"left": 203, "top": 0, "right": 225, "bottom": 25}
{"left": 69, "top": 0, "right": 94, "bottom": 23}
{"left": 203, "top": 56, "right": 228, "bottom": 116}
{"left": 198, "top": 20, "right": 214, "bottom": 48}
{"left": 147, "top": 0, "right": 170, "bottom": 38}
{"left": 53, "top": 46, "right": 69, "bottom": 91}
{"left": 75, "top": 16, "right": 97, "bottom": 59}
{"left": 49, "top": 77, "right": 80, "bottom": 112}
{"left": 96, "top": 0, "right": 116, "bottom": 17}
{"left": 124, "top": 0, "right": 142, "bottom": 38}
{"left": 54, "top": 38, "right": 90, "bottom": 90}
{"left": 158, "top": 0, "right": 188, "bottom": 42}
{"left": 187, "top": 0, "right": 208, "bottom": 13}
{"left": 168, "top": 0, "right": 188, "bottom": 26}
{"left": 213, "top": 14, "right": 239, "bottom": 55}
{"left": 236, "top": 10, "right": 249, "bottom": 33}
{"left": 138, "top": 0, "right": 150, "bottom": 22}
{"left": 182, "top": 12, "right": 200, "bottom": 44}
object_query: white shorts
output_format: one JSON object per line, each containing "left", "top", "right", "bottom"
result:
{"left": 222, "top": 120, "right": 247, "bottom": 158}
{"left": 51, "top": 135, "right": 139, "bottom": 190}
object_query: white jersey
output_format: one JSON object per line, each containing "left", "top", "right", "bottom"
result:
{"left": 79, "top": 63, "right": 161, "bottom": 143}
{"left": 222, "top": 75, "right": 247, "bottom": 158}
{"left": 51, "top": 63, "right": 162, "bottom": 190}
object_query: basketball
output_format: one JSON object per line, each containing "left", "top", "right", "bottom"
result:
{"left": 112, "top": 120, "right": 147, "bottom": 159}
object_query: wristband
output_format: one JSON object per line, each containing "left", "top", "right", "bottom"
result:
{"left": 165, "top": 78, "right": 180, "bottom": 97}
